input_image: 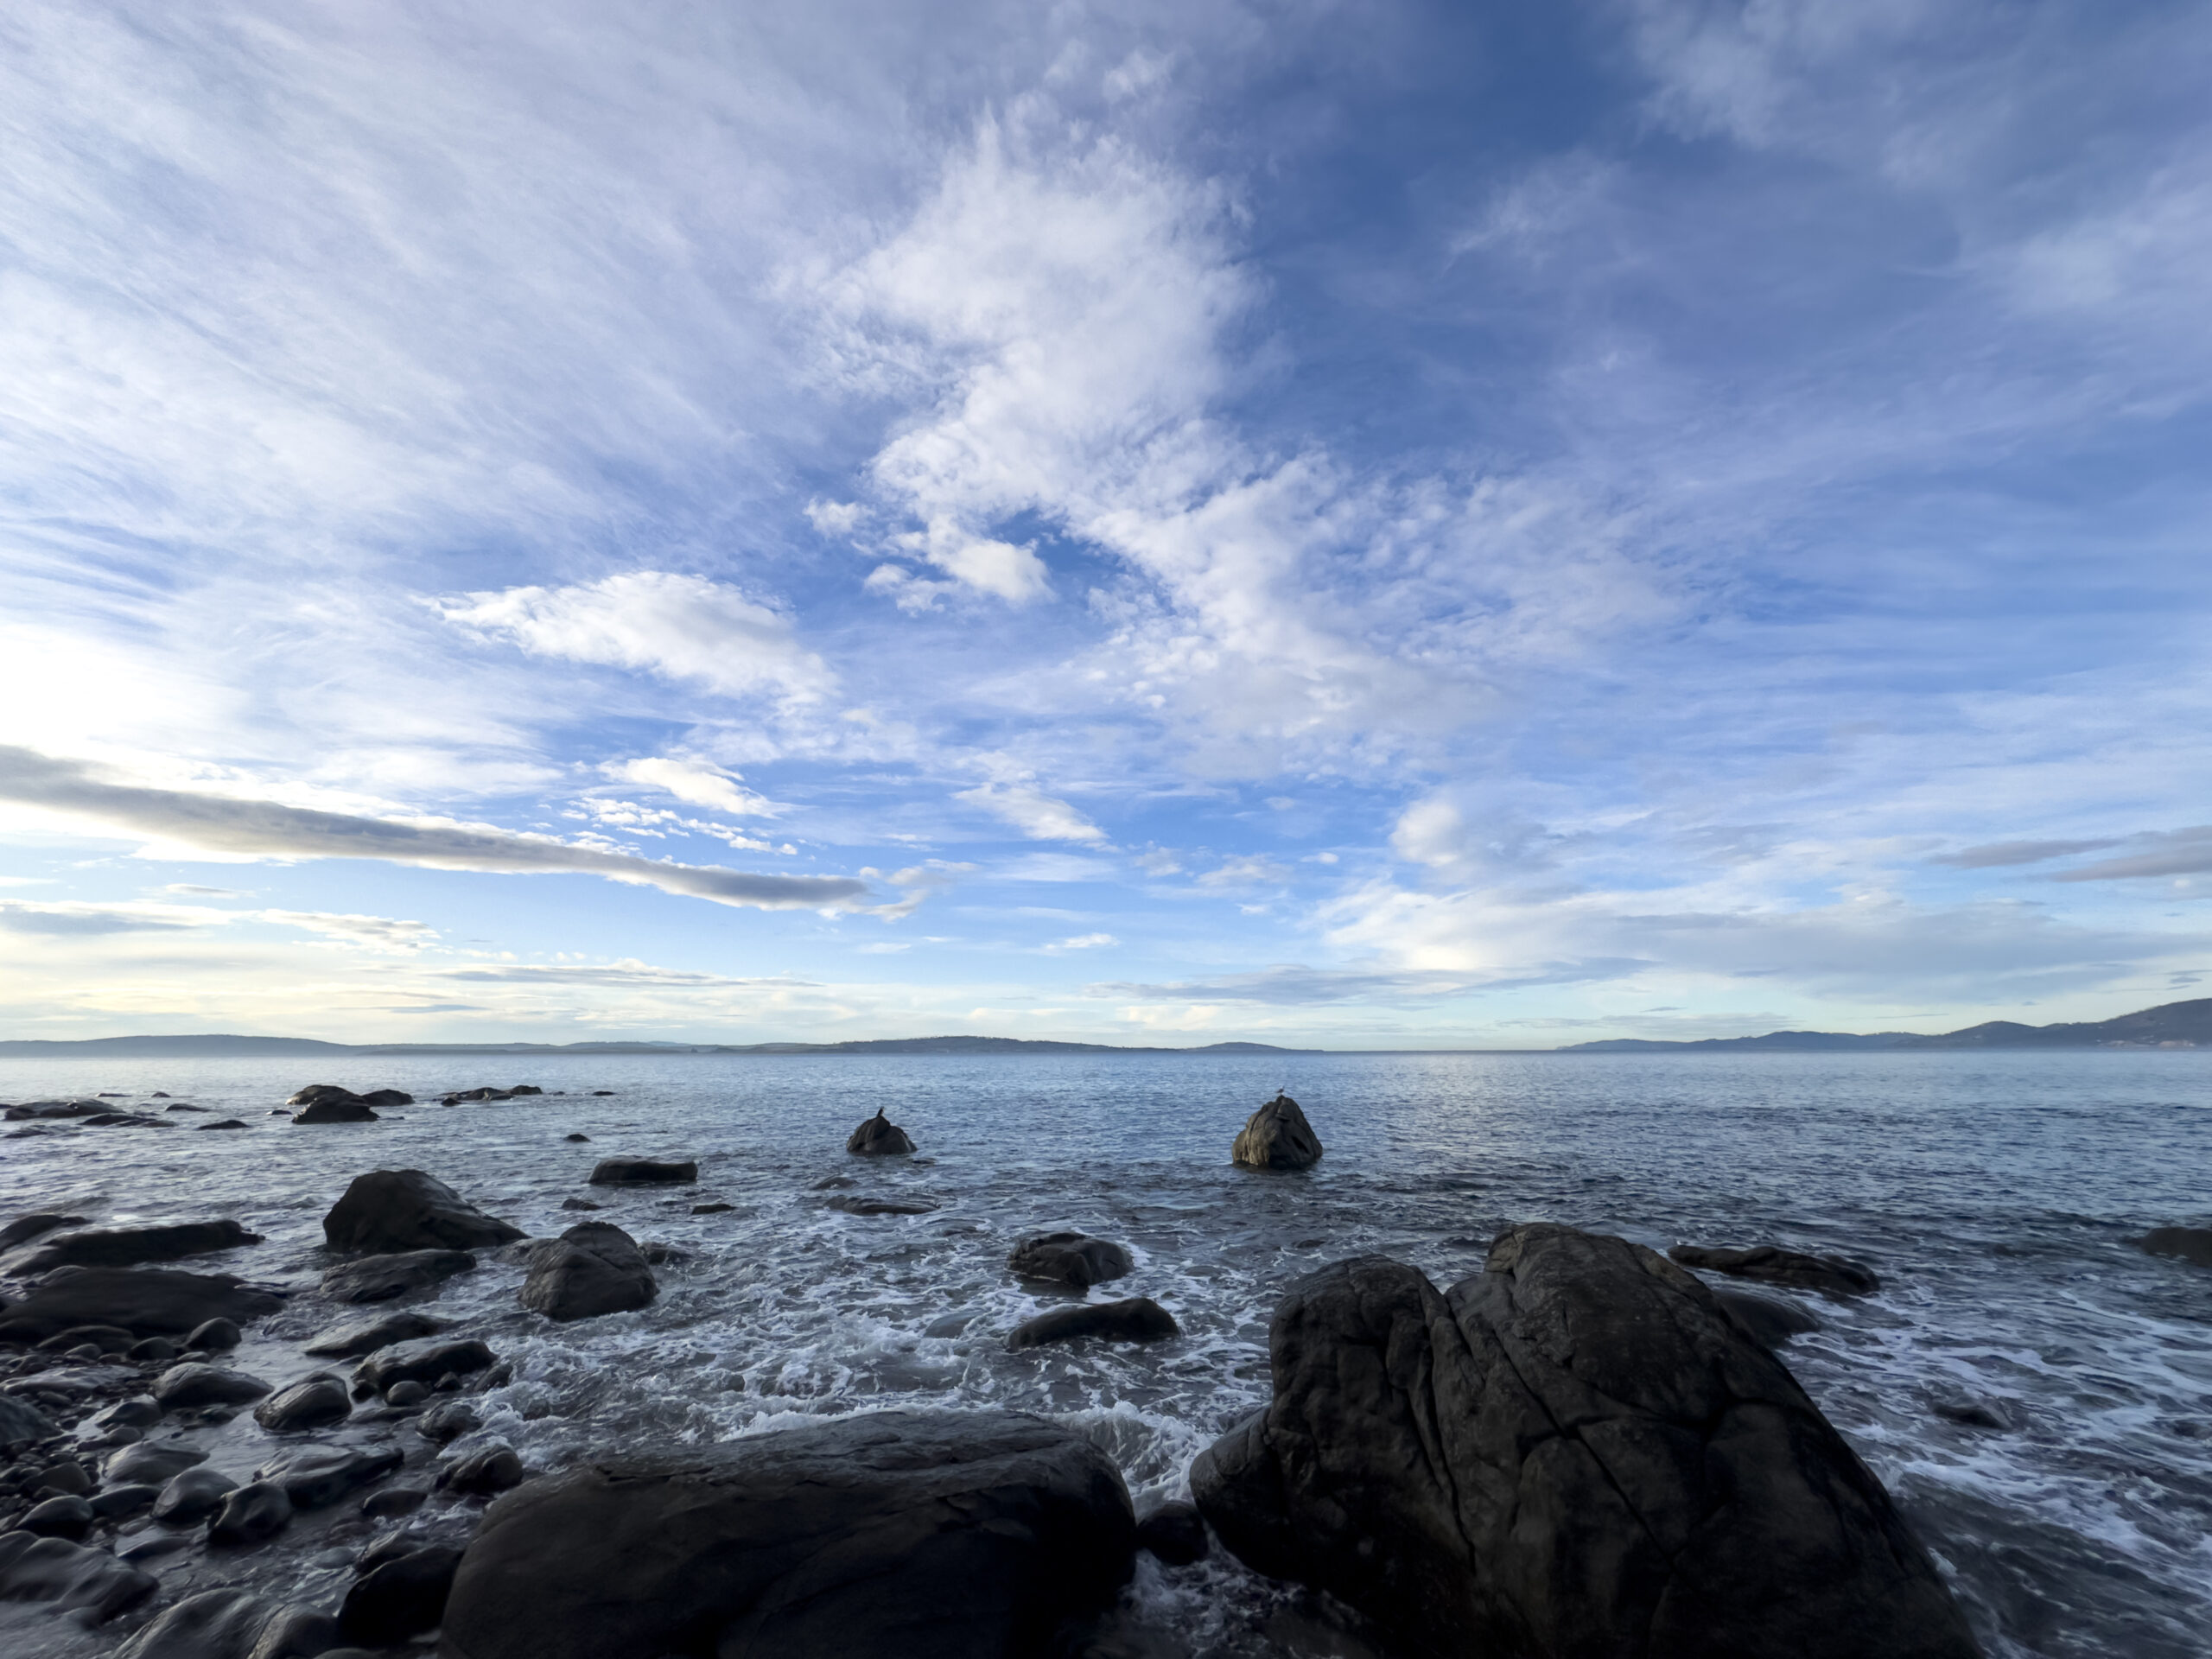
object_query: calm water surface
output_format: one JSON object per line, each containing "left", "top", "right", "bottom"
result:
{"left": 1, "top": 1051, "right": 2207, "bottom": 1658}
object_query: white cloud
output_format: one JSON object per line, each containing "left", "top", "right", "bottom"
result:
{"left": 955, "top": 781, "right": 1106, "bottom": 842}
{"left": 1198, "top": 855, "right": 1291, "bottom": 887}
{"left": 610, "top": 757, "right": 781, "bottom": 818}
{"left": 441, "top": 573, "right": 832, "bottom": 702}
{"left": 1046, "top": 931, "right": 1118, "bottom": 950}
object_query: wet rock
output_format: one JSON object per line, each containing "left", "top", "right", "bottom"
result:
{"left": 1932, "top": 1395, "right": 2018, "bottom": 1431}
{"left": 591, "top": 1090, "right": 615, "bottom": 1096}
{"left": 322, "top": 1169, "right": 524, "bottom": 1255}
{"left": 339, "top": 1543, "right": 463, "bottom": 1645}
{"left": 154, "top": 1465, "right": 240, "bottom": 1522}
{"left": 1135, "top": 1500, "right": 1208, "bottom": 1566}
{"left": 105, "top": 1441, "right": 208, "bottom": 1486}
{"left": 195, "top": 1119, "right": 249, "bottom": 1130}
{"left": 436, "top": 1443, "right": 524, "bottom": 1497}
{"left": 20, "top": 1494, "right": 95, "bottom": 1538}
{"left": 35, "top": 1460, "right": 92, "bottom": 1496}
{"left": 255, "top": 1444, "right": 404, "bottom": 1510}
{"left": 2141, "top": 1225, "right": 2212, "bottom": 1268}
{"left": 187, "top": 1317, "right": 241, "bottom": 1351}
{"left": 91, "top": 1396, "right": 162, "bottom": 1431}
{"left": 385, "top": 1381, "right": 428, "bottom": 1408}
{"left": 520, "top": 1224, "right": 656, "bottom": 1323}
{"left": 585, "top": 1158, "right": 696, "bottom": 1185}
{"left": 320, "top": 1249, "right": 477, "bottom": 1304}
{"left": 558, "top": 1198, "right": 600, "bottom": 1211}
{"left": 1007, "top": 1231, "right": 1135, "bottom": 1289}
{"left": 1231, "top": 1092, "right": 1323, "bottom": 1169}
{"left": 302, "top": 1309, "right": 447, "bottom": 1360}
{"left": 0, "top": 1268, "right": 284, "bottom": 1344}
{"left": 0, "top": 1395, "right": 60, "bottom": 1448}
{"left": 824, "top": 1194, "right": 937, "bottom": 1216}
{"left": 1007, "top": 1298, "right": 1179, "bottom": 1351}
{"left": 359, "top": 1486, "right": 426, "bottom": 1519}
{"left": 0, "top": 1530, "right": 159, "bottom": 1622}
{"left": 79, "top": 1111, "right": 174, "bottom": 1128}
{"left": 118, "top": 1534, "right": 191, "bottom": 1566}
{"left": 1714, "top": 1287, "right": 1822, "bottom": 1348}
{"left": 845, "top": 1105, "right": 916, "bottom": 1155}
{"left": 252, "top": 1373, "right": 352, "bottom": 1432}
{"left": 691, "top": 1202, "right": 734, "bottom": 1214}
{"left": 2, "top": 1101, "right": 105, "bottom": 1122}
{"left": 115, "top": 1588, "right": 335, "bottom": 1659}
{"left": 154, "top": 1363, "right": 274, "bottom": 1410}
{"left": 291, "top": 1091, "right": 381, "bottom": 1124}
{"left": 439, "top": 1409, "right": 1134, "bottom": 1659}
{"left": 1, "top": 1220, "right": 263, "bottom": 1274}
{"left": 1668, "top": 1242, "right": 1882, "bottom": 1297}
{"left": 0, "top": 1212, "right": 87, "bottom": 1251}
{"left": 90, "top": 1484, "right": 157, "bottom": 1521}
{"left": 1191, "top": 1226, "right": 1978, "bottom": 1659}
{"left": 353, "top": 1337, "right": 496, "bottom": 1395}
{"left": 416, "top": 1400, "right": 479, "bottom": 1445}
{"left": 563, "top": 1133, "right": 589, "bottom": 1142}
{"left": 207, "top": 1480, "right": 293, "bottom": 1546}
{"left": 128, "top": 1336, "right": 181, "bottom": 1363}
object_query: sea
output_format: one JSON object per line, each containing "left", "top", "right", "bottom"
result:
{"left": 1, "top": 1050, "right": 2207, "bottom": 1658}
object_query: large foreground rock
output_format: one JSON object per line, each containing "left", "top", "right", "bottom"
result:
{"left": 1669, "top": 1242, "right": 1881, "bottom": 1297}
{"left": 320, "top": 1249, "right": 476, "bottom": 1304}
{"left": 520, "top": 1223, "right": 656, "bottom": 1322}
{"left": 322, "top": 1170, "right": 524, "bottom": 1254}
{"left": 440, "top": 1409, "right": 1134, "bottom": 1659}
{"left": 0, "top": 1268, "right": 284, "bottom": 1343}
{"left": 1230, "top": 1092, "right": 1322, "bottom": 1169}
{"left": 847, "top": 1107, "right": 916, "bottom": 1154}
{"left": 1007, "top": 1231, "right": 1134, "bottom": 1288}
{"left": 1191, "top": 1226, "right": 1979, "bottom": 1659}
{"left": 0, "top": 1219, "right": 262, "bottom": 1274}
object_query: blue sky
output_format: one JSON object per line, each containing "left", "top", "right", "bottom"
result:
{"left": 1, "top": 0, "right": 2207, "bottom": 1046}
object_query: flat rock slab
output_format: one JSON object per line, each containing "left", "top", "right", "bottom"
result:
{"left": 153, "top": 1363, "right": 274, "bottom": 1409}
{"left": 293, "top": 1098, "right": 380, "bottom": 1124}
{"left": 354, "top": 1337, "right": 496, "bottom": 1394}
{"left": 302, "top": 1310, "right": 448, "bottom": 1359}
{"left": 1669, "top": 1242, "right": 1882, "bottom": 1296}
{"left": 321, "top": 1249, "right": 477, "bottom": 1304}
{"left": 1231, "top": 1093, "right": 1323, "bottom": 1169}
{"left": 439, "top": 1409, "right": 1134, "bottom": 1659}
{"left": 255, "top": 1444, "right": 405, "bottom": 1510}
{"left": 586, "top": 1160, "right": 696, "bottom": 1185}
{"left": 3, "top": 1219, "right": 264, "bottom": 1275}
{"left": 825, "top": 1194, "right": 938, "bottom": 1216}
{"left": 1192, "top": 1225, "right": 1977, "bottom": 1659}
{"left": 1007, "top": 1231, "right": 1135, "bottom": 1289}
{"left": 0, "top": 1268, "right": 285, "bottom": 1343}
{"left": 1007, "top": 1298, "right": 1179, "bottom": 1350}
{"left": 323, "top": 1169, "right": 524, "bottom": 1254}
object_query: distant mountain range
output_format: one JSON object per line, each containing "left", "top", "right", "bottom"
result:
{"left": 0, "top": 1033, "right": 1315, "bottom": 1058}
{"left": 1559, "top": 996, "right": 2212, "bottom": 1052}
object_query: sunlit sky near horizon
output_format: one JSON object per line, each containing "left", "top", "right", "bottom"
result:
{"left": 2, "top": 0, "right": 2208, "bottom": 1048}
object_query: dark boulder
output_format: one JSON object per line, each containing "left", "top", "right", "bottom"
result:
{"left": 195, "top": 1119, "right": 249, "bottom": 1130}
{"left": 1230, "top": 1092, "right": 1322, "bottom": 1169}
{"left": 353, "top": 1336, "right": 496, "bottom": 1395}
{"left": 846, "top": 1106, "right": 916, "bottom": 1154}
{"left": 322, "top": 1169, "right": 524, "bottom": 1255}
{"left": 39, "top": 1323, "right": 135, "bottom": 1353}
{"left": 292, "top": 1091, "right": 381, "bottom": 1124}
{"left": 339, "top": 1545, "right": 463, "bottom": 1646}
{"left": 1669, "top": 1242, "right": 1882, "bottom": 1297}
{"left": 207, "top": 1480, "right": 292, "bottom": 1546}
{"left": 253, "top": 1373, "right": 353, "bottom": 1431}
{"left": 105, "top": 1442, "right": 208, "bottom": 1486}
{"left": 439, "top": 1409, "right": 1134, "bottom": 1659}
{"left": 436, "top": 1444, "right": 524, "bottom": 1497}
{"left": 520, "top": 1223, "right": 657, "bottom": 1322}
{"left": 1007, "top": 1298, "right": 1179, "bottom": 1350}
{"left": 416, "top": 1400, "right": 480, "bottom": 1445}
{"left": 586, "top": 1159, "right": 696, "bottom": 1185}
{"left": 255, "top": 1444, "right": 405, "bottom": 1510}
{"left": 1135, "top": 1500, "right": 1209, "bottom": 1566}
{"left": 361, "top": 1486, "right": 427, "bottom": 1519}
{"left": 302, "top": 1309, "right": 447, "bottom": 1358}
{"left": 0, "top": 1212, "right": 86, "bottom": 1251}
{"left": 90, "top": 1484, "right": 157, "bottom": 1522}
{"left": 20, "top": 1494, "right": 95, "bottom": 1539}
{"left": 289, "top": 1083, "right": 409, "bottom": 1110}
{"left": 825, "top": 1194, "right": 938, "bottom": 1216}
{"left": 187, "top": 1316, "right": 241, "bottom": 1351}
{"left": 565, "top": 1133, "right": 589, "bottom": 1141}
{"left": 2, "top": 1219, "right": 263, "bottom": 1274}
{"left": 0, "top": 1268, "right": 283, "bottom": 1343}
{"left": 320, "top": 1249, "right": 477, "bottom": 1304}
{"left": 115, "top": 1587, "right": 335, "bottom": 1659}
{"left": 1007, "top": 1231, "right": 1135, "bottom": 1289}
{"left": 153, "top": 1363, "right": 274, "bottom": 1409}
{"left": 2141, "top": 1225, "right": 2212, "bottom": 1268}
{"left": 0, "top": 1530, "right": 158, "bottom": 1623}
{"left": 1191, "top": 1227, "right": 1979, "bottom": 1659}
{"left": 153, "top": 1466, "right": 240, "bottom": 1522}
{"left": 1715, "top": 1288, "right": 1822, "bottom": 1348}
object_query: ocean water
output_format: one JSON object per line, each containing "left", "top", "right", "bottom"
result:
{"left": 1, "top": 1050, "right": 2208, "bottom": 1658}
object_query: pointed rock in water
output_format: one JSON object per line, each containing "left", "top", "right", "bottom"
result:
{"left": 1190, "top": 1224, "right": 1979, "bottom": 1659}
{"left": 1, "top": 1219, "right": 263, "bottom": 1274}
{"left": 520, "top": 1223, "right": 656, "bottom": 1322}
{"left": 586, "top": 1158, "right": 696, "bottom": 1185}
{"left": 846, "top": 1105, "right": 916, "bottom": 1155}
{"left": 322, "top": 1169, "right": 524, "bottom": 1254}
{"left": 302, "top": 1308, "right": 448, "bottom": 1359}
{"left": 1230, "top": 1092, "right": 1322, "bottom": 1169}
{"left": 1007, "top": 1231, "right": 1135, "bottom": 1289}
{"left": 437, "top": 1409, "right": 1134, "bottom": 1659}
{"left": 289, "top": 1083, "right": 412, "bottom": 1109}
{"left": 2140, "top": 1225, "right": 2212, "bottom": 1268}
{"left": 1669, "top": 1242, "right": 1881, "bottom": 1297}
{"left": 1007, "top": 1298, "right": 1179, "bottom": 1350}
{"left": 320, "top": 1249, "right": 477, "bottom": 1304}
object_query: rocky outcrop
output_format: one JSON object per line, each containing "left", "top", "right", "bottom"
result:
{"left": 0, "top": 1268, "right": 284, "bottom": 1343}
{"left": 1191, "top": 1227, "right": 1979, "bottom": 1659}
{"left": 1007, "top": 1231, "right": 1135, "bottom": 1289}
{"left": 1230, "top": 1092, "right": 1322, "bottom": 1169}
{"left": 1669, "top": 1242, "right": 1882, "bottom": 1297}
{"left": 2141, "top": 1225, "right": 2212, "bottom": 1268}
{"left": 353, "top": 1336, "right": 496, "bottom": 1394}
{"left": 302, "top": 1309, "right": 446, "bottom": 1358}
{"left": 319, "top": 1249, "right": 476, "bottom": 1304}
{"left": 1, "top": 1219, "right": 263, "bottom": 1274}
{"left": 519, "top": 1223, "right": 656, "bottom": 1322}
{"left": 586, "top": 1158, "right": 696, "bottom": 1185}
{"left": 439, "top": 1410, "right": 1134, "bottom": 1659}
{"left": 0, "top": 1530, "right": 158, "bottom": 1622}
{"left": 847, "top": 1107, "right": 917, "bottom": 1154}
{"left": 1007, "top": 1298, "right": 1179, "bottom": 1350}
{"left": 321, "top": 1170, "right": 524, "bottom": 1255}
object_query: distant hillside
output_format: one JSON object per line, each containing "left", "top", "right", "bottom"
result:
{"left": 0, "top": 1032, "right": 1319, "bottom": 1058}
{"left": 1560, "top": 997, "right": 2212, "bottom": 1052}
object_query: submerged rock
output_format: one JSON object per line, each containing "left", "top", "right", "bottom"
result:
{"left": 1230, "top": 1092, "right": 1323, "bottom": 1169}
{"left": 0, "top": 1268, "right": 283, "bottom": 1343}
{"left": 322, "top": 1169, "right": 524, "bottom": 1255}
{"left": 520, "top": 1223, "right": 657, "bottom": 1322}
{"left": 0, "top": 1212, "right": 89, "bottom": 1251}
{"left": 846, "top": 1106, "right": 915, "bottom": 1155}
{"left": 320, "top": 1249, "right": 477, "bottom": 1305}
{"left": 255, "top": 1444, "right": 405, "bottom": 1510}
{"left": 2141, "top": 1225, "right": 2212, "bottom": 1268}
{"left": 1669, "top": 1241, "right": 1882, "bottom": 1296}
{"left": 302, "top": 1309, "right": 447, "bottom": 1359}
{"left": 2, "top": 1219, "right": 264, "bottom": 1274}
{"left": 1007, "top": 1231, "right": 1135, "bottom": 1289}
{"left": 1007, "top": 1298, "right": 1179, "bottom": 1350}
{"left": 436, "top": 1443, "right": 524, "bottom": 1497}
{"left": 438, "top": 1409, "right": 1134, "bottom": 1659}
{"left": 824, "top": 1194, "right": 937, "bottom": 1216}
{"left": 586, "top": 1158, "right": 696, "bottom": 1185}
{"left": 1191, "top": 1225, "right": 1978, "bottom": 1659}
{"left": 1714, "top": 1287, "right": 1822, "bottom": 1348}
{"left": 115, "top": 1587, "right": 335, "bottom": 1659}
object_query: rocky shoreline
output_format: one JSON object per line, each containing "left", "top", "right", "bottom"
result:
{"left": 2, "top": 1084, "right": 2206, "bottom": 1657}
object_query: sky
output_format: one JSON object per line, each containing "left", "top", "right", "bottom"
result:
{"left": 1, "top": 0, "right": 2208, "bottom": 1048}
